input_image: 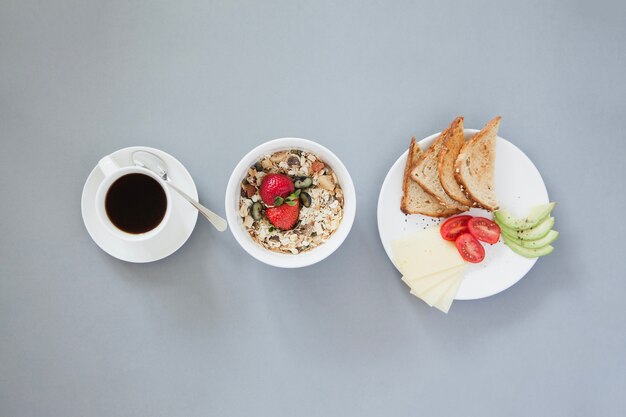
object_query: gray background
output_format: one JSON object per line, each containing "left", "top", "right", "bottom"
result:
{"left": 1, "top": 0, "right": 625, "bottom": 416}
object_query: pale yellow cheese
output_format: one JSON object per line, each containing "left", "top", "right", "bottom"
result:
{"left": 433, "top": 274, "right": 464, "bottom": 314}
{"left": 392, "top": 226, "right": 465, "bottom": 278}
{"left": 402, "top": 265, "right": 465, "bottom": 295}
{"left": 410, "top": 270, "right": 461, "bottom": 307}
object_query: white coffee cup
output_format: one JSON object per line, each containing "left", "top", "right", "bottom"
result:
{"left": 95, "top": 155, "right": 171, "bottom": 242}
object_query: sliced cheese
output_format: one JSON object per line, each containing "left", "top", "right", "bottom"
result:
{"left": 410, "top": 271, "right": 460, "bottom": 307}
{"left": 392, "top": 226, "right": 465, "bottom": 279}
{"left": 433, "top": 274, "right": 464, "bottom": 314}
{"left": 402, "top": 265, "right": 465, "bottom": 295}
{"left": 403, "top": 272, "right": 453, "bottom": 299}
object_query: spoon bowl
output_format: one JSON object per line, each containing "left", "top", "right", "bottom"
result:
{"left": 132, "top": 150, "right": 227, "bottom": 232}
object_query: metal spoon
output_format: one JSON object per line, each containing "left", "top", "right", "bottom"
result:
{"left": 132, "top": 150, "right": 227, "bottom": 232}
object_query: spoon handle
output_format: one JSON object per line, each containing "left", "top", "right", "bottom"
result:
{"left": 166, "top": 182, "right": 228, "bottom": 232}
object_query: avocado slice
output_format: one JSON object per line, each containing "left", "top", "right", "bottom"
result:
{"left": 498, "top": 216, "right": 555, "bottom": 241}
{"left": 502, "top": 234, "right": 554, "bottom": 258}
{"left": 494, "top": 202, "right": 556, "bottom": 230}
{"left": 502, "top": 230, "right": 558, "bottom": 249}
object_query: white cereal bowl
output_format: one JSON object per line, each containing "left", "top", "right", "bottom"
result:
{"left": 225, "top": 138, "right": 356, "bottom": 268}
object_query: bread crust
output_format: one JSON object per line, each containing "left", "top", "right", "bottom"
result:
{"left": 454, "top": 116, "right": 501, "bottom": 211}
{"left": 437, "top": 117, "right": 475, "bottom": 206}
{"left": 401, "top": 138, "right": 461, "bottom": 217}
{"left": 411, "top": 119, "right": 469, "bottom": 211}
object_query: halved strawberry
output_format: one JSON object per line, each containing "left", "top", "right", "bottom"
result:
{"left": 259, "top": 174, "right": 295, "bottom": 205}
{"left": 266, "top": 199, "right": 300, "bottom": 230}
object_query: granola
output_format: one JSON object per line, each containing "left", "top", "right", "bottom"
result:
{"left": 238, "top": 149, "right": 344, "bottom": 254}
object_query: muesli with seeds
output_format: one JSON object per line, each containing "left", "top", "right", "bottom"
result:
{"left": 238, "top": 149, "right": 344, "bottom": 254}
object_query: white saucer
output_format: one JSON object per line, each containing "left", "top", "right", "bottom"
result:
{"left": 377, "top": 130, "right": 549, "bottom": 300}
{"left": 81, "top": 146, "right": 198, "bottom": 263}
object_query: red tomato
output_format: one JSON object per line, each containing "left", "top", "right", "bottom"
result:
{"left": 468, "top": 217, "right": 501, "bottom": 244}
{"left": 440, "top": 215, "right": 472, "bottom": 241}
{"left": 455, "top": 233, "right": 485, "bottom": 263}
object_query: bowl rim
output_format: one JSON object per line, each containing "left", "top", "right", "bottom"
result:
{"left": 225, "top": 137, "right": 356, "bottom": 268}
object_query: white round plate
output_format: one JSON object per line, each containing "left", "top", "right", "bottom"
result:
{"left": 81, "top": 146, "right": 198, "bottom": 263}
{"left": 377, "top": 129, "right": 549, "bottom": 300}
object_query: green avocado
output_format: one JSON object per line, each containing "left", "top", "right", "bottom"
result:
{"left": 499, "top": 216, "right": 555, "bottom": 241}
{"left": 502, "top": 230, "right": 558, "bottom": 249}
{"left": 500, "top": 217, "right": 554, "bottom": 240}
{"left": 494, "top": 202, "right": 556, "bottom": 230}
{"left": 502, "top": 234, "right": 554, "bottom": 258}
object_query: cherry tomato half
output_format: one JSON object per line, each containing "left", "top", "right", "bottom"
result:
{"left": 468, "top": 217, "right": 501, "bottom": 244}
{"left": 440, "top": 215, "right": 472, "bottom": 241}
{"left": 455, "top": 233, "right": 485, "bottom": 263}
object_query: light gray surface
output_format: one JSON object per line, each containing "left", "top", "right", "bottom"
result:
{"left": 1, "top": 1, "right": 625, "bottom": 416}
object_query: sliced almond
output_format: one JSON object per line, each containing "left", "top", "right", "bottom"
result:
{"left": 270, "top": 151, "right": 288, "bottom": 163}
{"left": 243, "top": 216, "right": 254, "bottom": 228}
{"left": 243, "top": 183, "right": 256, "bottom": 198}
{"left": 261, "top": 159, "right": 273, "bottom": 170}
{"left": 311, "top": 160, "right": 325, "bottom": 173}
{"left": 317, "top": 175, "right": 335, "bottom": 191}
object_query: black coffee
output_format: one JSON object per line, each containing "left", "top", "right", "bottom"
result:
{"left": 105, "top": 173, "right": 167, "bottom": 234}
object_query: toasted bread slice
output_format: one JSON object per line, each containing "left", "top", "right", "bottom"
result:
{"left": 454, "top": 116, "right": 501, "bottom": 211}
{"left": 401, "top": 138, "right": 461, "bottom": 217}
{"left": 437, "top": 117, "right": 474, "bottom": 206}
{"left": 411, "top": 120, "right": 469, "bottom": 212}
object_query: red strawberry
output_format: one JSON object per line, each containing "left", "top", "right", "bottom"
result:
{"left": 260, "top": 174, "right": 295, "bottom": 205}
{"left": 266, "top": 200, "right": 300, "bottom": 230}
